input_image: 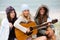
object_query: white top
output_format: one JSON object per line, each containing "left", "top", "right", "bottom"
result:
{"left": 14, "top": 15, "right": 34, "bottom": 33}
{"left": 0, "top": 18, "right": 10, "bottom": 40}
{"left": 47, "top": 17, "right": 52, "bottom": 22}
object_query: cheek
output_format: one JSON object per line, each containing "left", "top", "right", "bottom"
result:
{"left": 40, "top": 10, "right": 45, "bottom": 14}
{"left": 41, "top": 13, "right": 44, "bottom": 15}
{"left": 23, "top": 12, "right": 29, "bottom": 15}
{"left": 10, "top": 13, "right": 15, "bottom": 18}
{"left": 40, "top": 10, "right": 45, "bottom": 12}
{"left": 24, "top": 13, "right": 28, "bottom": 16}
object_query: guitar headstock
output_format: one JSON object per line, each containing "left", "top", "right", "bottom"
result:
{"left": 40, "top": 19, "right": 58, "bottom": 26}
{"left": 52, "top": 19, "right": 58, "bottom": 24}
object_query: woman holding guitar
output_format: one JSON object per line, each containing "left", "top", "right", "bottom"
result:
{"left": 35, "top": 5, "right": 56, "bottom": 40}
{"left": 14, "top": 4, "right": 47, "bottom": 40}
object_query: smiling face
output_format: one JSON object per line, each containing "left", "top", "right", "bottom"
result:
{"left": 23, "top": 10, "right": 30, "bottom": 17}
{"left": 40, "top": 7, "right": 45, "bottom": 15}
{"left": 10, "top": 10, "right": 15, "bottom": 19}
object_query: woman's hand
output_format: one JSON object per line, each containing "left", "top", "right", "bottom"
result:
{"left": 45, "top": 31, "right": 49, "bottom": 35}
{"left": 26, "top": 28, "right": 30, "bottom": 33}
{"left": 48, "top": 23, "right": 51, "bottom": 26}
{"left": 9, "top": 23, "right": 13, "bottom": 28}
{"left": 48, "top": 29, "right": 54, "bottom": 37}
{"left": 47, "top": 27, "right": 54, "bottom": 37}
{"left": 26, "top": 28, "right": 33, "bottom": 35}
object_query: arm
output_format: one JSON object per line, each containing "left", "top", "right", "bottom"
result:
{"left": 14, "top": 16, "right": 28, "bottom": 33}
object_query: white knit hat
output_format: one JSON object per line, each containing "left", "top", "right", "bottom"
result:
{"left": 21, "top": 4, "right": 29, "bottom": 11}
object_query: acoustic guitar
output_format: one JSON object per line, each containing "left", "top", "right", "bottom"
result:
{"left": 15, "top": 21, "right": 37, "bottom": 40}
{"left": 15, "top": 19, "right": 58, "bottom": 40}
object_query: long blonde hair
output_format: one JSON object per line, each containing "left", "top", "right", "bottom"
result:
{"left": 20, "top": 13, "right": 31, "bottom": 21}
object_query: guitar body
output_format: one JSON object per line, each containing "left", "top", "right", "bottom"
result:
{"left": 15, "top": 21, "right": 37, "bottom": 40}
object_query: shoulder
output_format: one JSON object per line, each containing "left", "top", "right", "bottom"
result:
{"left": 18, "top": 16, "right": 23, "bottom": 20}
{"left": 1, "top": 18, "right": 9, "bottom": 25}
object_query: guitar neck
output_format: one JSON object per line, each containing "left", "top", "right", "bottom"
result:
{"left": 32, "top": 24, "right": 47, "bottom": 30}
{"left": 32, "top": 19, "right": 58, "bottom": 30}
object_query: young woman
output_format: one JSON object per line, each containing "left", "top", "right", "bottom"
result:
{"left": 35, "top": 5, "right": 56, "bottom": 40}
{"left": 0, "top": 6, "right": 17, "bottom": 40}
{"left": 14, "top": 4, "right": 47, "bottom": 40}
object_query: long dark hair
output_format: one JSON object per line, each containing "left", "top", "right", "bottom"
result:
{"left": 35, "top": 5, "right": 49, "bottom": 24}
{"left": 6, "top": 6, "right": 17, "bottom": 24}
